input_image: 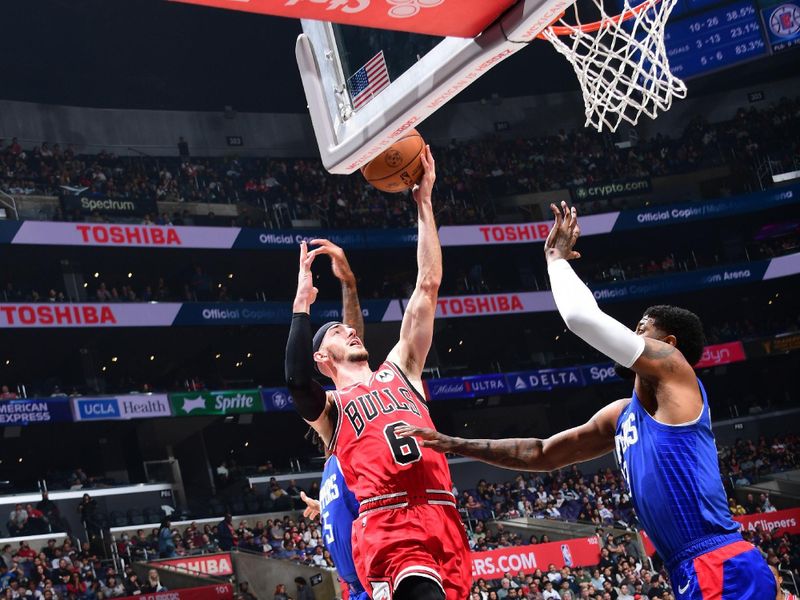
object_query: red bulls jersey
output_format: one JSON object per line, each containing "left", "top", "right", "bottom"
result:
{"left": 329, "top": 361, "right": 452, "bottom": 503}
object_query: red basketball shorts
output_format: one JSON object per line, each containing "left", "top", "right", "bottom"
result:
{"left": 352, "top": 499, "right": 471, "bottom": 600}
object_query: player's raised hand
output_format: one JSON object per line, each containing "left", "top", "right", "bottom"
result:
{"left": 412, "top": 145, "right": 436, "bottom": 205}
{"left": 544, "top": 200, "right": 582, "bottom": 262}
{"left": 395, "top": 425, "right": 455, "bottom": 454}
{"left": 293, "top": 240, "right": 318, "bottom": 313}
{"left": 309, "top": 238, "right": 355, "bottom": 285}
{"left": 299, "top": 491, "right": 321, "bottom": 520}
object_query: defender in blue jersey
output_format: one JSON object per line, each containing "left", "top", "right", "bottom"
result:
{"left": 301, "top": 455, "right": 368, "bottom": 600}
{"left": 397, "top": 202, "right": 775, "bottom": 600}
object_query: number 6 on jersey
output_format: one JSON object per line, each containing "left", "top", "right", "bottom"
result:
{"left": 384, "top": 421, "right": 422, "bottom": 465}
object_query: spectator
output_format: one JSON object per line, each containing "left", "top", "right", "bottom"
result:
{"left": 124, "top": 573, "right": 142, "bottom": 596}
{"left": 217, "top": 514, "right": 236, "bottom": 551}
{"left": 0, "top": 386, "right": 18, "bottom": 400}
{"left": 273, "top": 584, "right": 291, "bottom": 600}
{"left": 36, "top": 494, "right": 63, "bottom": 534}
{"left": 77, "top": 494, "right": 99, "bottom": 536}
{"left": 101, "top": 576, "right": 125, "bottom": 598}
{"left": 293, "top": 578, "right": 313, "bottom": 600}
{"left": 158, "top": 519, "right": 176, "bottom": 558}
{"left": 66, "top": 573, "right": 87, "bottom": 597}
{"left": 238, "top": 582, "right": 257, "bottom": 600}
{"left": 140, "top": 569, "right": 166, "bottom": 594}
{"left": 24, "top": 505, "right": 48, "bottom": 534}
{"left": 8, "top": 505, "right": 27, "bottom": 536}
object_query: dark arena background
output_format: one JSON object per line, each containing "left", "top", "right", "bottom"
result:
{"left": 0, "top": 0, "right": 798, "bottom": 599}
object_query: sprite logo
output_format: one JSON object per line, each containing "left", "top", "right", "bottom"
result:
{"left": 169, "top": 390, "right": 262, "bottom": 416}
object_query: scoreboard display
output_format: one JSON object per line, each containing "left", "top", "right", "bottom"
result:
{"left": 665, "top": 0, "right": 769, "bottom": 78}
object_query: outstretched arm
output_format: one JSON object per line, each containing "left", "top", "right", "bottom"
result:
{"left": 544, "top": 201, "right": 700, "bottom": 421}
{"left": 396, "top": 399, "right": 627, "bottom": 471}
{"left": 285, "top": 241, "right": 333, "bottom": 443}
{"left": 387, "top": 147, "right": 440, "bottom": 387}
{"left": 310, "top": 239, "right": 364, "bottom": 340}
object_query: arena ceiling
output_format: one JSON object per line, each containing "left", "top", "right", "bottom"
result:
{"left": 2, "top": 0, "right": 798, "bottom": 113}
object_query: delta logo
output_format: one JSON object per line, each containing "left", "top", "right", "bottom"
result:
{"left": 0, "top": 305, "right": 117, "bottom": 326}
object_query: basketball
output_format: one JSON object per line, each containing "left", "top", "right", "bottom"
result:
{"left": 361, "top": 129, "right": 425, "bottom": 193}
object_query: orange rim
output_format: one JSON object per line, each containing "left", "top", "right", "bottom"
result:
{"left": 537, "top": 0, "right": 661, "bottom": 38}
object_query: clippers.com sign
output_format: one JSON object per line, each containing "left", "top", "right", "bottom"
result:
{"left": 471, "top": 537, "right": 600, "bottom": 579}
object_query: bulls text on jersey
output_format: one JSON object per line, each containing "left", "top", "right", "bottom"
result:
{"left": 342, "top": 387, "right": 426, "bottom": 438}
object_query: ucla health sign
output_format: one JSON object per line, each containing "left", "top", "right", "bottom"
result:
{"left": 72, "top": 395, "right": 172, "bottom": 421}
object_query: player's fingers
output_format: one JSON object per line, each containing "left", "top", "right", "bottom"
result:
{"left": 299, "top": 240, "right": 307, "bottom": 265}
{"left": 419, "top": 148, "right": 429, "bottom": 172}
{"left": 571, "top": 251, "right": 582, "bottom": 260}
{"left": 394, "top": 426, "right": 419, "bottom": 438}
{"left": 550, "top": 203, "right": 562, "bottom": 227}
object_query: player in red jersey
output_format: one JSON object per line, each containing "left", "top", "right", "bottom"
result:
{"left": 285, "top": 146, "right": 470, "bottom": 600}
{"left": 770, "top": 565, "right": 797, "bottom": 600}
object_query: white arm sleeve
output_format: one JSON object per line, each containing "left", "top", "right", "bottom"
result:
{"left": 547, "top": 259, "right": 645, "bottom": 368}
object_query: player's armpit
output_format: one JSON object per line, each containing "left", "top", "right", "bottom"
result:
{"left": 304, "top": 393, "right": 336, "bottom": 448}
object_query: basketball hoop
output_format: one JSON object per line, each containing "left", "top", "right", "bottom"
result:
{"left": 540, "top": 0, "right": 687, "bottom": 132}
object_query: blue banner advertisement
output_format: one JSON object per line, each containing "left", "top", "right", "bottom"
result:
{"left": 232, "top": 228, "right": 417, "bottom": 250}
{"left": 613, "top": 186, "right": 797, "bottom": 231}
{"left": 504, "top": 367, "right": 587, "bottom": 393}
{"left": 173, "top": 300, "right": 400, "bottom": 326}
{"left": 590, "top": 260, "right": 771, "bottom": 303}
{"left": 0, "top": 398, "right": 73, "bottom": 425}
{"left": 262, "top": 388, "right": 295, "bottom": 412}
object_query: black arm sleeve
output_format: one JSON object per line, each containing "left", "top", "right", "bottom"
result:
{"left": 285, "top": 312, "right": 327, "bottom": 421}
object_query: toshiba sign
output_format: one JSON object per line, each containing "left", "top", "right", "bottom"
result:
{"left": 11, "top": 221, "right": 239, "bottom": 249}
{"left": 158, "top": 553, "right": 233, "bottom": 576}
{"left": 438, "top": 213, "right": 620, "bottom": 246}
{"left": 0, "top": 304, "right": 181, "bottom": 328}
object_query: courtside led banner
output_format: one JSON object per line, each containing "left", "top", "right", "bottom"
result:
{"left": 117, "top": 584, "right": 233, "bottom": 600}
{"left": 642, "top": 508, "right": 800, "bottom": 556}
{"left": 471, "top": 537, "right": 600, "bottom": 579}
{"left": 156, "top": 553, "right": 234, "bottom": 576}
{"left": 0, "top": 184, "right": 795, "bottom": 251}
{"left": 170, "top": 0, "right": 517, "bottom": 38}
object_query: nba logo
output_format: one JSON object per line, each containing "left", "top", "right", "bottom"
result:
{"left": 561, "top": 544, "right": 574, "bottom": 567}
{"left": 769, "top": 3, "right": 800, "bottom": 37}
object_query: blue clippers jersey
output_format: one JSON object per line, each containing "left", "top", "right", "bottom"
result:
{"left": 320, "top": 455, "right": 361, "bottom": 590}
{"left": 614, "top": 378, "right": 739, "bottom": 562}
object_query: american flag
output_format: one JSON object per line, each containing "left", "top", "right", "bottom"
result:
{"left": 348, "top": 51, "right": 390, "bottom": 111}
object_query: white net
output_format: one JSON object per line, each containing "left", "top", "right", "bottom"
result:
{"left": 541, "top": 0, "right": 687, "bottom": 132}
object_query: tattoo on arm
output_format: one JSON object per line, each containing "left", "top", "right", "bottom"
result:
{"left": 642, "top": 339, "right": 677, "bottom": 360}
{"left": 342, "top": 281, "right": 365, "bottom": 340}
{"left": 452, "top": 438, "right": 546, "bottom": 471}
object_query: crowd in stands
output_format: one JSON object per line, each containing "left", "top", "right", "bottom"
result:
{"left": 0, "top": 536, "right": 168, "bottom": 600}
{"left": 1, "top": 97, "right": 798, "bottom": 229}
{"left": 0, "top": 433, "right": 795, "bottom": 599}
{"left": 456, "top": 435, "right": 798, "bottom": 537}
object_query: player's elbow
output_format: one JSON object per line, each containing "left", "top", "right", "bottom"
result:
{"left": 417, "top": 274, "right": 441, "bottom": 295}
{"left": 560, "top": 308, "right": 599, "bottom": 340}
